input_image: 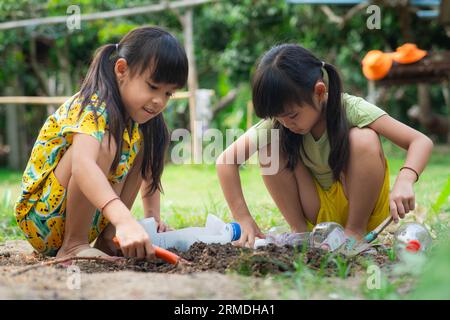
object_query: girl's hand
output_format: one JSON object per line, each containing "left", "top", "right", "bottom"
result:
{"left": 155, "top": 219, "right": 173, "bottom": 233}
{"left": 115, "top": 217, "right": 155, "bottom": 260}
{"left": 390, "top": 175, "right": 416, "bottom": 223}
{"left": 232, "top": 216, "right": 265, "bottom": 248}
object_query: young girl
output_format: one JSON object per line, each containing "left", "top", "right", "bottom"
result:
{"left": 14, "top": 26, "right": 188, "bottom": 259}
{"left": 216, "top": 44, "right": 433, "bottom": 248}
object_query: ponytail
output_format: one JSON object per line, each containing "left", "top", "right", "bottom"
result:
{"left": 77, "top": 43, "right": 126, "bottom": 178}
{"left": 323, "top": 62, "right": 349, "bottom": 180}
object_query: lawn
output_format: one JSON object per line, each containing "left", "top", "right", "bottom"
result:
{"left": 0, "top": 141, "right": 449, "bottom": 299}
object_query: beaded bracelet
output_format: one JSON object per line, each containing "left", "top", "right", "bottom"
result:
{"left": 100, "top": 196, "right": 120, "bottom": 213}
{"left": 400, "top": 166, "right": 419, "bottom": 182}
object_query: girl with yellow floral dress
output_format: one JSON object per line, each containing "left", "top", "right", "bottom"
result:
{"left": 14, "top": 26, "right": 188, "bottom": 259}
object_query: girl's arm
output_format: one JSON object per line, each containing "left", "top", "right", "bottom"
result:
{"left": 369, "top": 115, "right": 434, "bottom": 222}
{"left": 216, "top": 130, "right": 265, "bottom": 247}
{"left": 72, "top": 133, "right": 133, "bottom": 226}
{"left": 72, "top": 133, "right": 154, "bottom": 259}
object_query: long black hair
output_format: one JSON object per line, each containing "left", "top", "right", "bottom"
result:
{"left": 252, "top": 44, "right": 349, "bottom": 181}
{"left": 74, "top": 26, "right": 188, "bottom": 194}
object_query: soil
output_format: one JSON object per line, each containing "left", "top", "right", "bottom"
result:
{"left": 0, "top": 240, "right": 392, "bottom": 299}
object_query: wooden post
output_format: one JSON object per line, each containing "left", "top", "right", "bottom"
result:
{"left": 367, "top": 80, "right": 377, "bottom": 105}
{"left": 0, "top": 0, "right": 214, "bottom": 31}
{"left": 5, "top": 87, "right": 23, "bottom": 170}
{"left": 418, "top": 83, "right": 432, "bottom": 126}
{"left": 0, "top": 92, "right": 190, "bottom": 105}
{"left": 181, "top": 8, "right": 201, "bottom": 163}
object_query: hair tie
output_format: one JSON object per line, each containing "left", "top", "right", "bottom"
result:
{"left": 320, "top": 61, "right": 328, "bottom": 85}
{"left": 115, "top": 43, "right": 119, "bottom": 52}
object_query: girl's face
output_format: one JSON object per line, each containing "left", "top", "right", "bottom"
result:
{"left": 274, "top": 82, "right": 327, "bottom": 135}
{"left": 115, "top": 58, "right": 178, "bottom": 124}
{"left": 275, "top": 103, "right": 322, "bottom": 135}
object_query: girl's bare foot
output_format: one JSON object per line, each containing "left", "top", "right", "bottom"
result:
{"left": 56, "top": 243, "right": 108, "bottom": 259}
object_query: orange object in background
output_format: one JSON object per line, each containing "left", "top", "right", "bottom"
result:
{"left": 362, "top": 50, "right": 393, "bottom": 80}
{"left": 362, "top": 43, "right": 427, "bottom": 80}
{"left": 391, "top": 43, "right": 427, "bottom": 64}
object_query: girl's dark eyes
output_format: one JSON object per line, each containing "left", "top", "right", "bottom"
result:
{"left": 147, "top": 82, "right": 158, "bottom": 90}
{"left": 289, "top": 113, "right": 298, "bottom": 119}
{"left": 147, "top": 82, "right": 173, "bottom": 97}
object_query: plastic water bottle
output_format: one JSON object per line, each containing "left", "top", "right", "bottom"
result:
{"left": 394, "top": 222, "right": 432, "bottom": 255}
{"left": 138, "top": 214, "right": 241, "bottom": 252}
{"left": 254, "top": 226, "right": 310, "bottom": 249}
{"left": 310, "top": 222, "right": 347, "bottom": 251}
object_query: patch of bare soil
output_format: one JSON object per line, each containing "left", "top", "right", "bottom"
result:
{"left": 0, "top": 240, "right": 392, "bottom": 299}
{"left": 0, "top": 241, "right": 286, "bottom": 299}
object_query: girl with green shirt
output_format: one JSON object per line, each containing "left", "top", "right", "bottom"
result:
{"left": 216, "top": 44, "right": 433, "bottom": 248}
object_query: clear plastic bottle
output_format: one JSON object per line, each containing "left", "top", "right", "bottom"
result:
{"left": 139, "top": 214, "right": 241, "bottom": 252}
{"left": 254, "top": 226, "right": 310, "bottom": 249}
{"left": 394, "top": 222, "right": 432, "bottom": 256}
{"left": 310, "top": 222, "right": 347, "bottom": 251}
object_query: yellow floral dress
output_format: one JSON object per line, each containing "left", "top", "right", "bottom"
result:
{"left": 14, "top": 93, "right": 143, "bottom": 256}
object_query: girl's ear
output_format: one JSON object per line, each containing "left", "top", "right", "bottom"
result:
{"left": 114, "top": 58, "right": 129, "bottom": 82}
{"left": 314, "top": 81, "right": 327, "bottom": 104}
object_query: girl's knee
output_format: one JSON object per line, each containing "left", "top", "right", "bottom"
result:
{"left": 349, "top": 127, "right": 382, "bottom": 156}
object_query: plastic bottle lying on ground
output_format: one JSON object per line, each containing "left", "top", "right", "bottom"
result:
{"left": 139, "top": 214, "right": 241, "bottom": 252}
{"left": 394, "top": 222, "right": 432, "bottom": 258}
{"left": 310, "top": 222, "right": 347, "bottom": 251}
{"left": 254, "top": 226, "right": 311, "bottom": 249}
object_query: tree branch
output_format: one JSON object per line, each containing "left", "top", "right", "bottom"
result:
{"left": 320, "top": 3, "right": 369, "bottom": 29}
{"left": 211, "top": 87, "right": 241, "bottom": 118}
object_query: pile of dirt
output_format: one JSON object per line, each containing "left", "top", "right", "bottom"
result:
{"left": 22, "top": 242, "right": 391, "bottom": 277}
{"left": 0, "top": 240, "right": 394, "bottom": 299}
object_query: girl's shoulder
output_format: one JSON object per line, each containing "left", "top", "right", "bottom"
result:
{"left": 51, "top": 92, "right": 109, "bottom": 142}
{"left": 342, "top": 93, "right": 387, "bottom": 128}
{"left": 55, "top": 92, "right": 107, "bottom": 120}
{"left": 342, "top": 93, "right": 373, "bottom": 108}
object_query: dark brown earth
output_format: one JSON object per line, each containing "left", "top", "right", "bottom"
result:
{"left": 0, "top": 240, "right": 393, "bottom": 299}
{"left": 1, "top": 242, "right": 390, "bottom": 277}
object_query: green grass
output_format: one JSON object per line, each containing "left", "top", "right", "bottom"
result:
{"left": 1, "top": 141, "right": 448, "bottom": 230}
{"left": 0, "top": 141, "right": 449, "bottom": 299}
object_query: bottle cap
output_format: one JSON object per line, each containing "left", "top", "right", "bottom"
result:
{"left": 230, "top": 222, "right": 241, "bottom": 241}
{"left": 406, "top": 239, "right": 421, "bottom": 252}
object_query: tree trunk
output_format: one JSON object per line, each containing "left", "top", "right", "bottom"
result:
{"left": 5, "top": 85, "right": 27, "bottom": 171}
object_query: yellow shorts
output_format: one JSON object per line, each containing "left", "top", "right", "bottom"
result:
{"left": 306, "top": 160, "right": 390, "bottom": 232}
{"left": 15, "top": 170, "right": 109, "bottom": 256}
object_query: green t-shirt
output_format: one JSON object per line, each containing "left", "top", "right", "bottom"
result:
{"left": 249, "top": 93, "right": 387, "bottom": 190}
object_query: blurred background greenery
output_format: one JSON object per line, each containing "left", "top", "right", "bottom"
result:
{"left": 1, "top": 0, "right": 450, "bottom": 168}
